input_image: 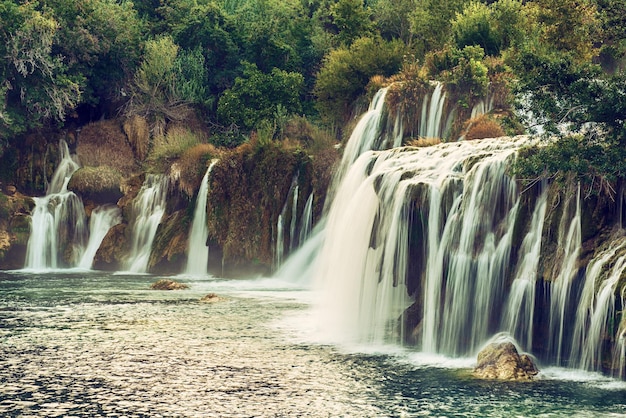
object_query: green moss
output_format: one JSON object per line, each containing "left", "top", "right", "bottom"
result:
{"left": 68, "top": 166, "right": 123, "bottom": 203}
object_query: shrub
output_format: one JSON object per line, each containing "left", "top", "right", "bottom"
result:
{"left": 314, "top": 36, "right": 405, "bottom": 126}
{"left": 146, "top": 126, "right": 201, "bottom": 173}
{"left": 175, "top": 143, "right": 220, "bottom": 197}
{"left": 464, "top": 115, "right": 505, "bottom": 140}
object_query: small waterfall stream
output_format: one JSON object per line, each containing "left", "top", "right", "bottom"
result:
{"left": 299, "top": 193, "right": 313, "bottom": 246}
{"left": 77, "top": 205, "right": 122, "bottom": 270}
{"left": 24, "top": 140, "right": 87, "bottom": 270}
{"left": 125, "top": 175, "right": 169, "bottom": 273}
{"left": 185, "top": 160, "right": 218, "bottom": 276}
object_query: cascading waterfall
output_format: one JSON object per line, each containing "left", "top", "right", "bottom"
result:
{"left": 77, "top": 205, "right": 122, "bottom": 270}
{"left": 417, "top": 141, "right": 522, "bottom": 355}
{"left": 280, "top": 86, "right": 626, "bottom": 378}
{"left": 570, "top": 238, "right": 626, "bottom": 370}
{"left": 125, "top": 175, "right": 169, "bottom": 273}
{"left": 24, "top": 140, "right": 87, "bottom": 270}
{"left": 548, "top": 185, "right": 582, "bottom": 365}
{"left": 419, "top": 83, "right": 447, "bottom": 139}
{"left": 502, "top": 188, "right": 548, "bottom": 351}
{"left": 185, "top": 160, "right": 218, "bottom": 276}
{"left": 312, "top": 137, "right": 534, "bottom": 346}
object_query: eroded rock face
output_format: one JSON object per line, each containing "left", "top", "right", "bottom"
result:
{"left": 474, "top": 341, "right": 539, "bottom": 380}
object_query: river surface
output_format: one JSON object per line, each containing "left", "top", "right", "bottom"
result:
{"left": 1, "top": 271, "right": 626, "bottom": 417}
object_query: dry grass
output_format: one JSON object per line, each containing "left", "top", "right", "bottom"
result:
{"left": 464, "top": 115, "right": 506, "bottom": 140}
{"left": 146, "top": 126, "right": 202, "bottom": 172}
{"left": 406, "top": 137, "right": 442, "bottom": 147}
{"left": 123, "top": 115, "right": 150, "bottom": 161}
{"left": 175, "top": 143, "right": 220, "bottom": 197}
{"left": 77, "top": 120, "right": 138, "bottom": 175}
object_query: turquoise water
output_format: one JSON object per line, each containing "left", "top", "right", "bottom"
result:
{"left": 1, "top": 271, "right": 626, "bottom": 417}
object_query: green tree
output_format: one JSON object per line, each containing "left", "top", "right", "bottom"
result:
{"left": 452, "top": 1, "right": 501, "bottom": 56}
{"left": 372, "top": 0, "right": 416, "bottom": 46}
{"left": 125, "top": 36, "right": 205, "bottom": 134}
{"left": 329, "top": 0, "right": 374, "bottom": 46}
{"left": 409, "top": 0, "right": 469, "bottom": 58}
{"left": 45, "top": 0, "right": 144, "bottom": 110}
{"left": 217, "top": 62, "right": 304, "bottom": 130}
{"left": 0, "top": 2, "right": 81, "bottom": 140}
{"left": 314, "top": 36, "right": 405, "bottom": 125}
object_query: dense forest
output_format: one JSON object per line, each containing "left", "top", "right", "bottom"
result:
{"left": 1, "top": 0, "right": 626, "bottom": 272}
{"left": 1, "top": 0, "right": 625, "bottom": 147}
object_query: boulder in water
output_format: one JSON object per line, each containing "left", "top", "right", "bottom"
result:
{"left": 200, "top": 293, "right": 221, "bottom": 303}
{"left": 150, "top": 279, "right": 189, "bottom": 290}
{"left": 474, "top": 341, "right": 539, "bottom": 380}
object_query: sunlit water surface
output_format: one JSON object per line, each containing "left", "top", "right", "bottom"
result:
{"left": 1, "top": 271, "right": 626, "bottom": 417}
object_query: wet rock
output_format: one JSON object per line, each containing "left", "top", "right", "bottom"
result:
{"left": 150, "top": 279, "right": 189, "bottom": 290}
{"left": 474, "top": 341, "right": 539, "bottom": 380}
{"left": 200, "top": 293, "right": 222, "bottom": 303}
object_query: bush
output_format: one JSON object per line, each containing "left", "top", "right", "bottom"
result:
{"left": 146, "top": 126, "right": 201, "bottom": 172}
{"left": 513, "top": 134, "right": 626, "bottom": 198}
{"left": 314, "top": 36, "right": 405, "bottom": 126}
{"left": 217, "top": 62, "right": 304, "bottom": 130}
{"left": 123, "top": 115, "right": 150, "bottom": 161}
{"left": 175, "top": 143, "right": 220, "bottom": 197}
{"left": 464, "top": 115, "right": 505, "bottom": 140}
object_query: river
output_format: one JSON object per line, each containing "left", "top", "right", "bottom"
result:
{"left": 1, "top": 271, "right": 626, "bottom": 417}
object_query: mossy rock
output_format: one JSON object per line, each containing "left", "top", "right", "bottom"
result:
{"left": 77, "top": 120, "right": 138, "bottom": 176}
{"left": 68, "top": 166, "right": 123, "bottom": 204}
{"left": 148, "top": 209, "right": 190, "bottom": 274}
{"left": 150, "top": 279, "right": 189, "bottom": 290}
{"left": 94, "top": 223, "right": 128, "bottom": 270}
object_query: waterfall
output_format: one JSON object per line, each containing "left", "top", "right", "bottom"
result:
{"left": 77, "top": 205, "right": 122, "bottom": 269}
{"left": 24, "top": 140, "right": 87, "bottom": 270}
{"left": 502, "top": 188, "right": 548, "bottom": 351}
{"left": 276, "top": 86, "right": 626, "bottom": 378}
{"left": 125, "top": 175, "right": 169, "bottom": 273}
{"left": 276, "top": 214, "right": 284, "bottom": 268}
{"left": 185, "top": 160, "right": 218, "bottom": 276}
{"left": 289, "top": 183, "right": 299, "bottom": 251}
{"left": 418, "top": 141, "right": 521, "bottom": 355}
{"left": 275, "top": 175, "right": 298, "bottom": 268}
{"left": 419, "top": 82, "right": 446, "bottom": 139}
{"left": 570, "top": 238, "right": 626, "bottom": 370}
{"left": 548, "top": 185, "right": 582, "bottom": 365}
{"left": 299, "top": 193, "right": 313, "bottom": 246}
{"left": 312, "top": 138, "right": 532, "bottom": 347}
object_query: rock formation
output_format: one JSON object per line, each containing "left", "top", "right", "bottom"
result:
{"left": 474, "top": 341, "right": 539, "bottom": 380}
